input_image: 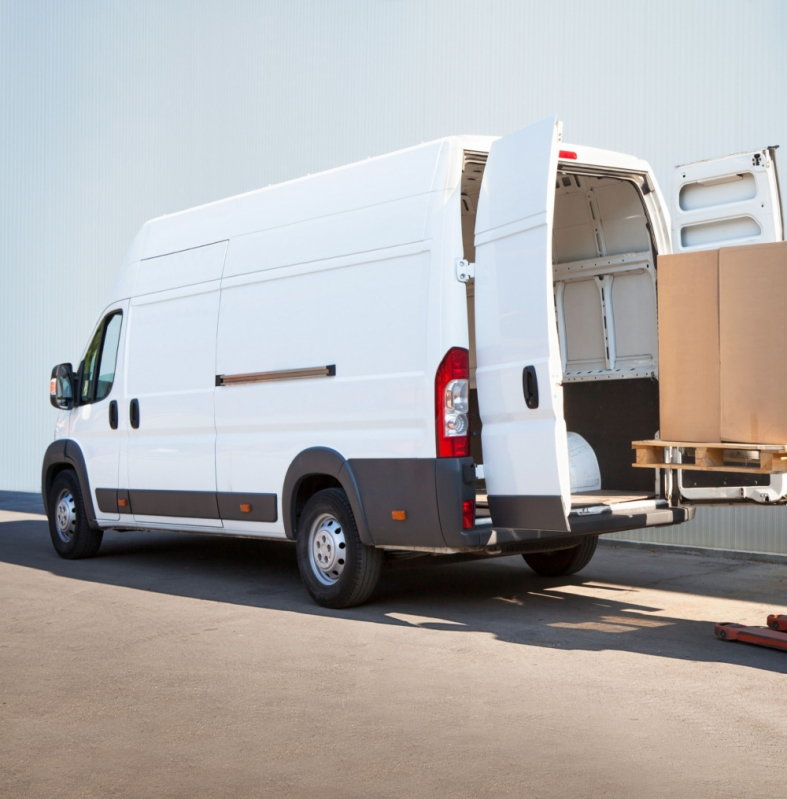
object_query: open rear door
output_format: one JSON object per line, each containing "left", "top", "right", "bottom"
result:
{"left": 474, "top": 116, "right": 571, "bottom": 532}
{"left": 670, "top": 147, "right": 787, "bottom": 505}
{"left": 671, "top": 147, "right": 783, "bottom": 252}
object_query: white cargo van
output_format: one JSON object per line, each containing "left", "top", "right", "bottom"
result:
{"left": 44, "top": 116, "right": 784, "bottom": 607}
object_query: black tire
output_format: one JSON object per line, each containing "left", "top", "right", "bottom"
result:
{"left": 523, "top": 535, "right": 598, "bottom": 577}
{"left": 296, "top": 488, "right": 383, "bottom": 609}
{"left": 47, "top": 470, "right": 103, "bottom": 560}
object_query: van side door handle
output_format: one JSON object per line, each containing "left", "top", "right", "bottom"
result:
{"left": 109, "top": 400, "right": 118, "bottom": 430}
{"left": 523, "top": 366, "right": 539, "bottom": 409}
{"left": 129, "top": 398, "right": 140, "bottom": 429}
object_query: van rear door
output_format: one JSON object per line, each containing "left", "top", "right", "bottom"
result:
{"left": 669, "top": 147, "right": 787, "bottom": 505}
{"left": 473, "top": 116, "right": 571, "bottom": 532}
{"left": 671, "top": 147, "right": 783, "bottom": 253}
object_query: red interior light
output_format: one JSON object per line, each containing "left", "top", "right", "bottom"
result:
{"left": 558, "top": 150, "right": 578, "bottom": 160}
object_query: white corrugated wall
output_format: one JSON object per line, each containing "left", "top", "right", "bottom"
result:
{"left": 608, "top": 504, "right": 787, "bottom": 555}
{"left": 2, "top": 0, "right": 787, "bottom": 552}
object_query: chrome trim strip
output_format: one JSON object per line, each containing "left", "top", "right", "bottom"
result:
{"left": 216, "top": 364, "right": 336, "bottom": 386}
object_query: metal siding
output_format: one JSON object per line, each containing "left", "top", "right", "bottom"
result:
{"left": 606, "top": 506, "right": 787, "bottom": 557}
{"left": 2, "top": 1, "right": 787, "bottom": 552}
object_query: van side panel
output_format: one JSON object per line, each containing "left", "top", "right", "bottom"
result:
{"left": 135, "top": 241, "right": 227, "bottom": 294}
{"left": 95, "top": 135, "right": 494, "bottom": 542}
{"left": 208, "top": 139, "right": 473, "bottom": 537}
{"left": 215, "top": 250, "right": 433, "bottom": 534}
{"left": 222, "top": 197, "right": 431, "bottom": 279}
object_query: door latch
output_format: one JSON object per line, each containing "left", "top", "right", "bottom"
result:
{"left": 523, "top": 365, "right": 539, "bottom": 409}
{"left": 129, "top": 398, "right": 140, "bottom": 429}
{"left": 456, "top": 259, "right": 475, "bottom": 283}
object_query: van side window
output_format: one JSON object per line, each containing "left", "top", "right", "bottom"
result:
{"left": 80, "top": 311, "right": 123, "bottom": 404}
{"left": 96, "top": 313, "right": 122, "bottom": 400}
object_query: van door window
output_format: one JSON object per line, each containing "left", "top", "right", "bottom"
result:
{"left": 80, "top": 327, "right": 103, "bottom": 403}
{"left": 80, "top": 311, "right": 123, "bottom": 403}
{"left": 96, "top": 313, "right": 122, "bottom": 400}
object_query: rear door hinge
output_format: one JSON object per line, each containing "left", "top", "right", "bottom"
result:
{"left": 456, "top": 259, "right": 475, "bottom": 283}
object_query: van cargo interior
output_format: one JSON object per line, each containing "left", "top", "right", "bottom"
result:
{"left": 462, "top": 152, "right": 661, "bottom": 512}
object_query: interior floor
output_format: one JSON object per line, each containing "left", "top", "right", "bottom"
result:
{"left": 568, "top": 489, "right": 656, "bottom": 508}
{"left": 475, "top": 489, "right": 657, "bottom": 517}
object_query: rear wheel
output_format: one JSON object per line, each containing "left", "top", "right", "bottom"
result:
{"left": 47, "top": 470, "right": 103, "bottom": 559}
{"left": 523, "top": 535, "right": 598, "bottom": 577}
{"left": 296, "top": 488, "right": 383, "bottom": 609}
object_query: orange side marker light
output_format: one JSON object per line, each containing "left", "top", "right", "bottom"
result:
{"left": 240, "top": 503, "right": 252, "bottom": 514}
{"left": 391, "top": 510, "right": 406, "bottom": 521}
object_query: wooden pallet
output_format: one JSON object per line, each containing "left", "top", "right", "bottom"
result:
{"left": 632, "top": 440, "right": 787, "bottom": 474}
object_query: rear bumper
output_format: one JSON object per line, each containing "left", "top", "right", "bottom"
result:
{"left": 465, "top": 505, "right": 695, "bottom": 548}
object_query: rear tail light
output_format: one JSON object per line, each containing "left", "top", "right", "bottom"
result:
{"left": 435, "top": 347, "right": 470, "bottom": 458}
{"left": 558, "top": 149, "right": 578, "bottom": 160}
{"left": 462, "top": 500, "right": 475, "bottom": 530}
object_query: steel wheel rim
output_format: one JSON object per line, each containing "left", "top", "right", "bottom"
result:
{"left": 55, "top": 488, "right": 77, "bottom": 542}
{"left": 308, "top": 513, "right": 347, "bottom": 586}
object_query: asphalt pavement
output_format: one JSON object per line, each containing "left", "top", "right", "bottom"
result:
{"left": 1, "top": 493, "right": 785, "bottom": 798}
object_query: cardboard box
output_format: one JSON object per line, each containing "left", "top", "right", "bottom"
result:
{"left": 720, "top": 241, "right": 787, "bottom": 444}
{"left": 658, "top": 249, "right": 721, "bottom": 442}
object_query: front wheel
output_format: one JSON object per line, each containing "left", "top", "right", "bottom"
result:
{"left": 523, "top": 535, "right": 598, "bottom": 577}
{"left": 296, "top": 488, "right": 383, "bottom": 609}
{"left": 47, "top": 470, "right": 103, "bottom": 559}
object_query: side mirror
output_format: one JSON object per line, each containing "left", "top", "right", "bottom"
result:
{"left": 49, "top": 363, "right": 75, "bottom": 410}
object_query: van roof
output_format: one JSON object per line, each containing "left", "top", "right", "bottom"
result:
{"left": 122, "top": 134, "right": 497, "bottom": 267}
{"left": 109, "top": 133, "right": 656, "bottom": 305}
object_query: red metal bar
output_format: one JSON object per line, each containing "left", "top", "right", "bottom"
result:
{"left": 715, "top": 621, "right": 787, "bottom": 652}
{"left": 767, "top": 614, "right": 787, "bottom": 632}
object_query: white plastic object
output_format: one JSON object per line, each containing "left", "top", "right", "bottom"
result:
{"left": 567, "top": 432, "right": 601, "bottom": 493}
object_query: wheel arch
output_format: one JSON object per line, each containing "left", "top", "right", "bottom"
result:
{"left": 41, "top": 440, "right": 98, "bottom": 528}
{"left": 282, "top": 447, "right": 373, "bottom": 545}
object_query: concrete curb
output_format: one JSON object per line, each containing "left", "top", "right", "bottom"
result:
{"left": 0, "top": 490, "right": 44, "bottom": 515}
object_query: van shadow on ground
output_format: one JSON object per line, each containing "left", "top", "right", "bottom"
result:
{"left": 1, "top": 512, "right": 785, "bottom": 675}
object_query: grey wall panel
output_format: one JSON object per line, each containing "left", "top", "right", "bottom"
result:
{"left": 606, "top": 506, "right": 787, "bottom": 556}
{"left": 2, "top": 0, "right": 787, "bottom": 554}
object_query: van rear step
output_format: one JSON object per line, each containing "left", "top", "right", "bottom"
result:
{"left": 632, "top": 440, "right": 787, "bottom": 474}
